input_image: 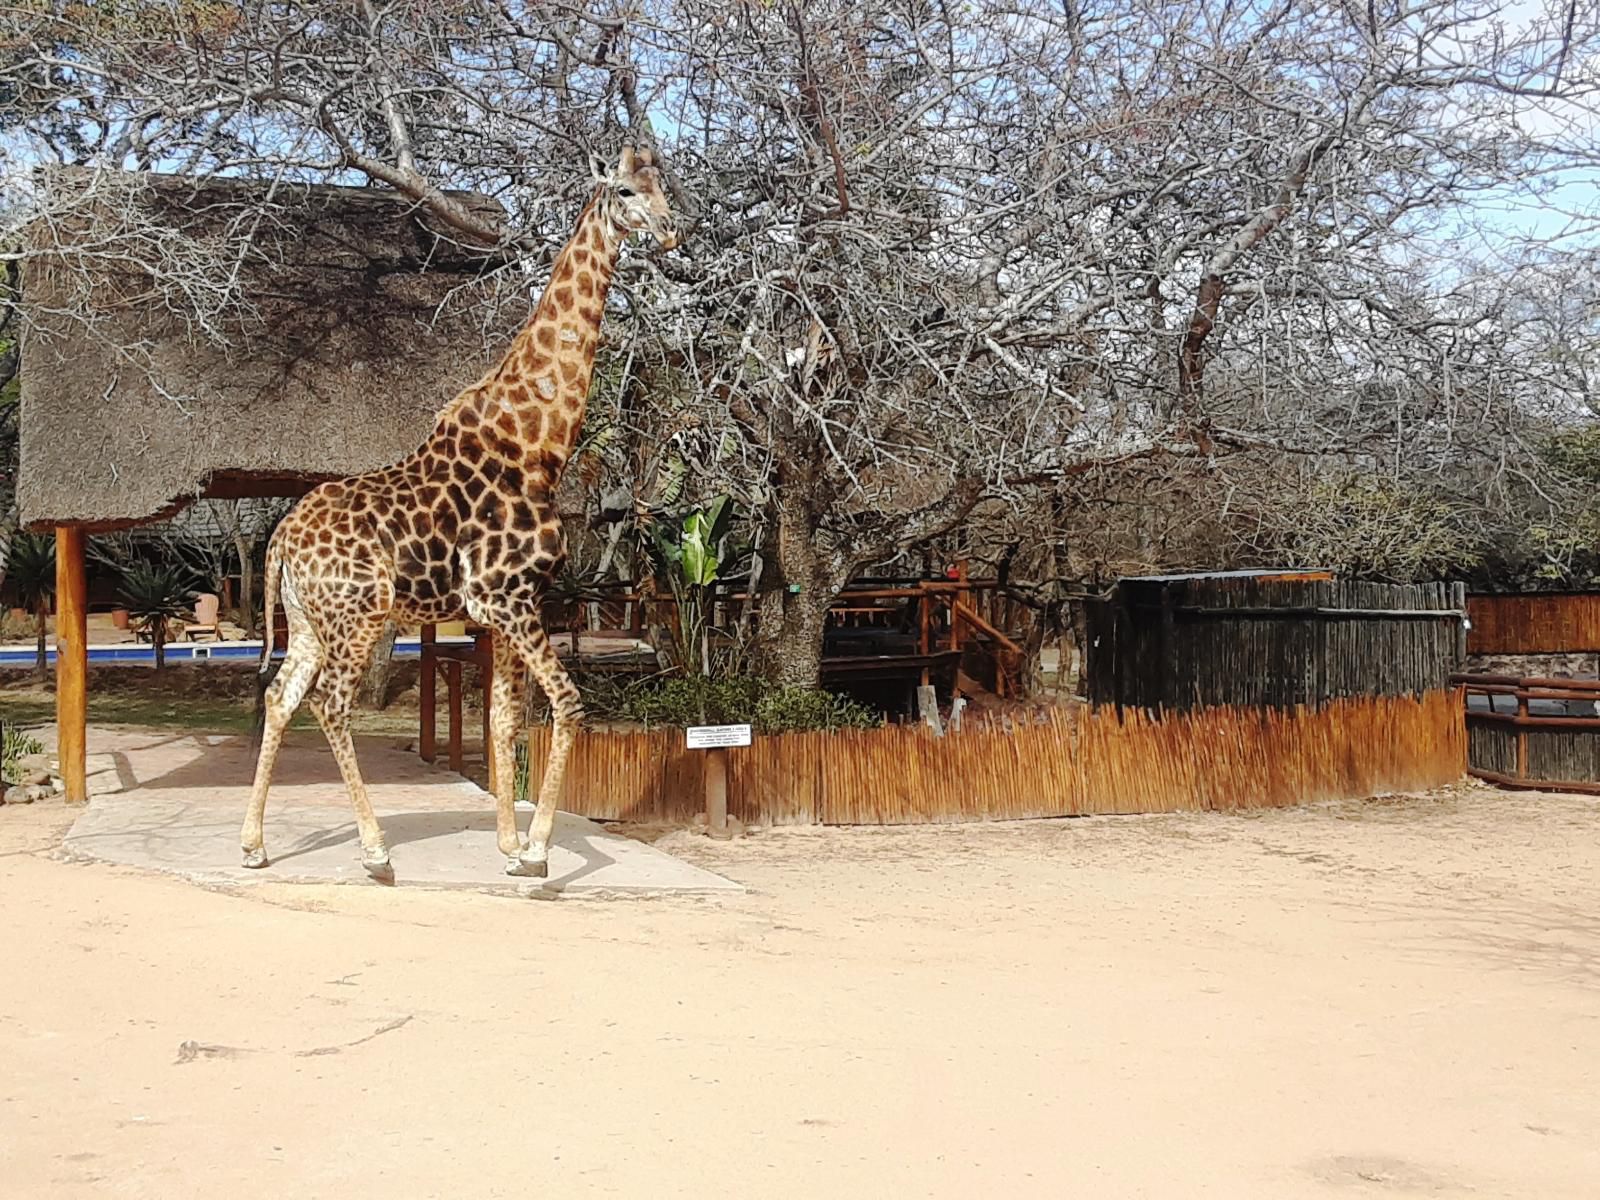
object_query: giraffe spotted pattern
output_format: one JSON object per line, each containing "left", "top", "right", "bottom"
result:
{"left": 241, "top": 146, "right": 678, "bottom": 880}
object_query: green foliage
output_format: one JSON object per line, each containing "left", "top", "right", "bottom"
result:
{"left": 118, "top": 560, "right": 198, "bottom": 666}
{"left": 620, "top": 675, "right": 880, "bottom": 734}
{"left": 635, "top": 495, "right": 746, "bottom": 676}
{"left": 118, "top": 560, "right": 198, "bottom": 622}
{"left": 1281, "top": 474, "right": 1483, "bottom": 582}
{"left": 7, "top": 532, "right": 54, "bottom": 610}
{"left": 2, "top": 724, "right": 44, "bottom": 786}
{"left": 1539, "top": 427, "right": 1600, "bottom": 485}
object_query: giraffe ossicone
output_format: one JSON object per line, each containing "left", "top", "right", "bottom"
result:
{"left": 240, "top": 145, "right": 678, "bottom": 882}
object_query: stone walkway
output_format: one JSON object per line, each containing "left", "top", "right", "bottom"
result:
{"left": 53, "top": 727, "right": 740, "bottom": 896}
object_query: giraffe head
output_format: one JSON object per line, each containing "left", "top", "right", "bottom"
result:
{"left": 600, "top": 144, "right": 678, "bottom": 251}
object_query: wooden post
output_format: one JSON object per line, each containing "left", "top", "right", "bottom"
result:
{"left": 917, "top": 684, "right": 944, "bottom": 736}
{"left": 704, "top": 747, "right": 730, "bottom": 839}
{"left": 446, "top": 659, "right": 464, "bottom": 774}
{"left": 1516, "top": 690, "right": 1529, "bottom": 782}
{"left": 479, "top": 629, "right": 496, "bottom": 795}
{"left": 419, "top": 623, "right": 437, "bottom": 763}
{"left": 918, "top": 585, "right": 932, "bottom": 687}
{"left": 55, "top": 526, "right": 88, "bottom": 804}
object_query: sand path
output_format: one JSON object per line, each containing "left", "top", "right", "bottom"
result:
{"left": 2, "top": 771, "right": 1597, "bottom": 1197}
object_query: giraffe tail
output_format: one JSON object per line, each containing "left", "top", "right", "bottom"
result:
{"left": 251, "top": 538, "right": 286, "bottom": 750}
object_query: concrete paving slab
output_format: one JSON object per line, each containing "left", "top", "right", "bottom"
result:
{"left": 54, "top": 727, "right": 741, "bottom": 897}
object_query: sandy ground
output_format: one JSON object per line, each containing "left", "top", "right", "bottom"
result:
{"left": 2, "top": 757, "right": 1598, "bottom": 1197}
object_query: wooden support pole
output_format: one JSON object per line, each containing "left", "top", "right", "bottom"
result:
{"left": 418, "top": 623, "right": 437, "bottom": 763}
{"left": 479, "top": 630, "right": 496, "bottom": 796}
{"left": 704, "top": 747, "right": 730, "bottom": 839}
{"left": 55, "top": 526, "right": 88, "bottom": 804}
{"left": 919, "top": 587, "right": 932, "bottom": 687}
{"left": 446, "top": 659, "right": 464, "bottom": 774}
{"left": 1516, "top": 692, "right": 1529, "bottom": 782}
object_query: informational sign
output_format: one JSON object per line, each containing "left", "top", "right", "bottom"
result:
{"left": 685, "top": 723, "right": 752, "bottom": 750}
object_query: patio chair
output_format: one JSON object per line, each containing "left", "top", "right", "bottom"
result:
{"left": 184, "top": 593, "right": 221, "bottom": 643}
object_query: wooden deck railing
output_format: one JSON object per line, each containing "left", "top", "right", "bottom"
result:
{"left": 1454, "top": 672, "right": 1600, "bottom": 794}
{"left": 415, "top": 578, "right": 1032, "bottom": 772}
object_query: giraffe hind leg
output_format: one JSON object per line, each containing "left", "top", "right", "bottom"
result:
{"left": 306, "top": 619, "right": 394, "bottom": 882}
{"left": 241, "top": 627, "right": 322, "bottom": 868}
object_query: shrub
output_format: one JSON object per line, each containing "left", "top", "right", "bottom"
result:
{"left": 2, "top": 724, "right": 45, "bottom": 786}
{"left": 621, "top": 674, "right": 879, "bottom": 734}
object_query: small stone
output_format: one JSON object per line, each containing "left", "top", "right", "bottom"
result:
{"left": 21, "top": 767, "right": 51, "bottom": 787}
{"left": 9, "top": 784, "right": 41, "bottom": 804}
{"left": 16, "top": 752, "right": 52, "bottom": 773}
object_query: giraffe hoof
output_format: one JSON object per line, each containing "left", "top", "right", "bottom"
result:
{"left": 362, "top": 853, "right": 395, "bottom": 884}
{"left": 506, "top": 854, "right": 548, "bottom": 879}
{"left": 241, "top": 847, "right": 270, "bottom": 870}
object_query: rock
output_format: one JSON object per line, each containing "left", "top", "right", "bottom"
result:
{"left": 7, "top": 783, "right": 45, "bottom": 804}
{"left": 21, "top": 767, "right": 52, "bottom": 787}
{"left": 16, "top": 752, "right": 53, "bottom": 774}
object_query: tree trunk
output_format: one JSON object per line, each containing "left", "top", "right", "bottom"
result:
{"left": 0, "top": 498, "right": 16, "bottom": 597}
{"left": 759, "top": 588, "right": 835, "bottom": 687}
{"left": 360, "top": 619, "right": 399, "bottom": 709}
{"left": 218, "top": 501, "right": 257, "bottom": 635}
{"left": 153, "top": 622, "right": 166, "bottom": 670}
{"left": 33, "top": 600, "right": 47, "bottom": 678}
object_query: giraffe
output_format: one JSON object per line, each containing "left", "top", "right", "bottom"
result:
{"left": 242, "top": 145, "right": 678, "bottom": 881}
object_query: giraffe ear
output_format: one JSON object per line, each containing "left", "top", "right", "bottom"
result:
{"left": 617, "top": 144, "right": 636, "bottom": 175}
{"left": 588, "top": 151, "right": 609, "bottom": 185}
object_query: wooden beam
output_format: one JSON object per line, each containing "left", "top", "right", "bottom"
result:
{"left": 418, "top": 624, "right": 437, "bottom": 764}
{"left": 55, "top": 526, "right": 88, "bottom": 804}
{"left": 446, "top": 660, "right": 464, "bottom": 774}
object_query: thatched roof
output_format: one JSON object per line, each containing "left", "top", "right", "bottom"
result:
{"left": 18, "top": 167, "right": 528, "bottom": 530}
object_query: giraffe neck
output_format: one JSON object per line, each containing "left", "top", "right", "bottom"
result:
{"left": 474, "top": 191, "right": 623, "bottom": 479}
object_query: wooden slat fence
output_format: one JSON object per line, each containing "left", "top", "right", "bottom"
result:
{"left": 1456, "top": 672, "right": 1600, "bottom": 794}
{"left": 1466, "top": 593, "right": 1600, "bottom": 655}
{"left": 1085, "top": 576, "right": 1466, "bottom": 711}
{"left": 524, "top": 689, "right": 1465, "bottom": 825}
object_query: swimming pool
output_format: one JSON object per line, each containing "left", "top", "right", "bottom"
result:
{"left": 0, "top": 635, "right": 474, "bottom": 669}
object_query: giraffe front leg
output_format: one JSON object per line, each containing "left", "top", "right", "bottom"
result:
{"left": 487, "top": 635, "right": 527, "bottom": 865}
{"left": 508, "top": 622, "right": 582, "bottom": 878}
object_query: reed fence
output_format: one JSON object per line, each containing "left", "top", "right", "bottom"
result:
{"left": 524, "top": 689, "right": 1465, "bottom": 826}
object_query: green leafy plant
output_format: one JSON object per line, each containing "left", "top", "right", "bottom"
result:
{"left": 6, "top": 532, "right": 55, "bottom": 676}
{"left": 638, "top": 496, "right": 740, "bottom": 677}
{"left": 118, "top": 560, "right": 198, "bottom": 669}
{"left": 2, "top": 724, "right": 45, "bottom": 786}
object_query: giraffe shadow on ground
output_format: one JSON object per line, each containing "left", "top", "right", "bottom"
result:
{"left": 269, "top": 809, "right": 621, "bottom": 890}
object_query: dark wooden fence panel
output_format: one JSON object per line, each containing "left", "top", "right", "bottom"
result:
{"left": 1086, "top": 576, "right": 1466, "bottom": 712}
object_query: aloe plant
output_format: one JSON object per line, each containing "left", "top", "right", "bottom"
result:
{"left": 6, "top": 532, "right": 54, "bottom": 676}
{"left": 119, "top": 560, "right": 198, "bottom": 669}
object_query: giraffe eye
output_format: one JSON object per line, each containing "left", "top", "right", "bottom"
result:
{"left": 617, "top": 186, "right": 635, "bottom": 198}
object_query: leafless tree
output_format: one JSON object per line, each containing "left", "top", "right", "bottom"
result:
{"left": 3, "top": 0, "right": 1597, "bottom": 683}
